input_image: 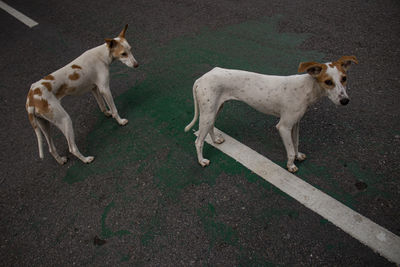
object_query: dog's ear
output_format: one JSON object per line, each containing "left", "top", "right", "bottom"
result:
{"left": 298, "top": 62, "right": 324, "bottom": 77}
{"left": 336, "top": 56, "right": 358, "bottom": 71}
{"left": 105, "top": 38, "right": 116, "bottom": 49}
{"left": 119, "top": 24, "right": 128, "bottom": 38}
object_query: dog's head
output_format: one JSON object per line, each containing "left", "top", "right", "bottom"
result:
{"left": 105, "top": 24, "right": 139, "bottom": 68}
{"left": 298, "top": 56, "right": 358, "bottom": 106}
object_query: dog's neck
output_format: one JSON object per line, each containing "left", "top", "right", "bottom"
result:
{"left": 91, "top": 44, "right": 114, "bottom": 66}
{"left": 306, "top": 76, "right": 328, "bottom": 105}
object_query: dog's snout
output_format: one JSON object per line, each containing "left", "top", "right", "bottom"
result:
{"left": 134, "top": 62, "right": 139, "bottom": 68}
{"left": 340, "top": 98, "right": 349, "bottom": 105}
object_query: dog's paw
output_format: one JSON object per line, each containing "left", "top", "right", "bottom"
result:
{"left": 213, "top": 136, "right": 225, "bottom": 144}
{"left": 118, "top": 118, "right": 129, "bottom": 126}
{"left": 287, "top": 164, "right": 298, "bottom": 173}
{"left": 296, "top": 152, "right": 307, "bottom": 161}
{"left": 199, "top": 158, "right": 210, "bottom": 167}
{"left": 83, "top": 156, "right": 95, "bottom": 164}
{"left": 57, "top": 156, "right": 68, "bottom": 165}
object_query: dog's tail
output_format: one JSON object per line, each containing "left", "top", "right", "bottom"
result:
{"left": 184, "top": 82, "right": 199, "bottom": 132}
{"left": 26, "top": 101, "right": 44, "bottom": 159}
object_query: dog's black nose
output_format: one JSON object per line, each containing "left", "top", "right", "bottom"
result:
{"left": 340, "top": 98, "right": 349, "bottom": 105}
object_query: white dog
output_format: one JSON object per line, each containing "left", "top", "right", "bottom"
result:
{"left": 26, "top": 25, "right": 138, "bottom": 164}
{"left": 185, "top": 56, "right": 358, "bottom": 172}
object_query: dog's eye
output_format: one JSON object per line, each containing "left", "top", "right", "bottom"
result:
{"left": 121, "top": 52, "right": 128, "bottom": 57}
{"left": 324, "top": 80, "right": 333, "bottom": 86}
{"left": 341, "top": 76, "right": 347, "bottom": 83}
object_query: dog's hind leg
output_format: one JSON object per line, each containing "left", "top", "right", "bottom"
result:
{"left": 208, "top": 103, "right": 225, "bottom": 144}
{"left": 36, "top": 117, "right": 67, "bottom": 165}
{"left": 195, "top": 104, "right": 221, "bottom": 167}
{"left": 44, "top": 101, "right": 94, "bottom": 164}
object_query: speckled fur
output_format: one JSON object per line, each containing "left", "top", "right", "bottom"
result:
{"left": 185, "top": 56, "right": 358, "bottom": 172}
{"left": 25, "top": 25, "right": 139, "bottom": 165}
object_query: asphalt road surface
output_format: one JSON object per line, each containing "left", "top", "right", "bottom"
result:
{"left": 0, "top": 0, "right": 399, "bottom": 266}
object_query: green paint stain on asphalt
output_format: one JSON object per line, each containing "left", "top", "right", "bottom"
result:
{"left": 53, "top": 213, "right": 78, "bottom": 246}
{"left": 197, "top": 203, "right": 238, "bottom": 249}
{"left": 140, "top": 211, "right": 162, "bottom": 246}
{"left": 120, "top": 254, "right": 130, "bottom": 262}
{"left": 58, "top": 16, "right": 368, "bottom": 263}
{"left": 101, "top": 201, "right": 131, "bottom": 239}
{"left": 63, "top": 15, "right": 323, "bottom": 189}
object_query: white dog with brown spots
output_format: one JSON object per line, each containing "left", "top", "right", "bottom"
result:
{"left": 26, "top": 25, "right": 138, "bottom": 164}
{"left": 185, "top": 56, "right": 358, "bottom": 172}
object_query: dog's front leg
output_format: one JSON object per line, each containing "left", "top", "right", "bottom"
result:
{"left": 98, "top": 85, "right": 128, "bottom": 126}
{"left": 92, "top": 86, "right": 112, "bottom": 117}
{"left": 292, "top": 122, "right": 306, "bottom": 161}
{"left": 276, "top": 120, "right": 297, "bottom": 173}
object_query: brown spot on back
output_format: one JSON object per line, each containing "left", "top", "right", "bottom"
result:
{"left": 69, "top": 72, "right": 80, "bottom": 80}
{"left": 55, "top": 83, "right": 76, "bottom": 99}
{"left": 43, "top": 74, "right": 55, "bottom": 80}
{"left": 41, "top": 82, "right": 52, "bottom": 91}
{"left": 56, "top": 84, "right": 68, "bottom": 98}
{"left": 71, "top": 64, "right": 82, "bottom": 69}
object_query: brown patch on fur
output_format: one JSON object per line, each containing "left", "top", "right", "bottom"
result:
{"left": 26, "top": 91, "right": 37, "bottom": 128}
{"left": 41, "top": 82, "right": 52, "bottom": 91}
{"left": 56, "top": 84, "right": 68, "bottom": 98}
{"left": 27, "top": 90, "right": 34, "bottom": 107}
{"left": 69, "top": 72, "right": 80, "bottom": 80}
{"left": 35, "top": 98, "right": 50, "bottom": 114}
{"left": 105, "top": 38, "right": 125, "bottom": 58}
{"left": 33, "top": 87, "right": 42, "bottom": 96}
{"left": 55, "top": 83, "right": 76, "bottom": 99}
{"left": 299, "top": 62, "right": 335, "bottom": 89}
{"left": 329, "top": 61, "right": 346, "bottom": 74}
{"left": 27, "top": 112, "right": 36, "bottom": 128}
{"left": 298, "top": 62, "right": 327, "bottom": 78}
{"left": 112, "top": 42, "right": 125, "bottom": 58}
{"left": 119, "top": 24, "right": 128, "bottom": 38}
{"left": 298, "top": 62, "right": 326, "bottom": 77}
{"left": 338, "top": 55, "right": 358, "bottom": 65}
{"left": 298, "top": 62, "right": 320, "bottom": 73}
{"left": 314, "top": 65, "right": 333, "bottom": 88}
{"left": 43, "top": 74, "right": 55, "bottom": 80}
{"left": 105, "top": 38, "right": 116, "bottom": 49}
{"left": 71, "top": 64, "right": 82, "bottom": 69}
{"left": 27, "top": 88, "right": 50, "bottom": 114}
{"left": 329, "top": 56, "right": 358, "bottom": 73}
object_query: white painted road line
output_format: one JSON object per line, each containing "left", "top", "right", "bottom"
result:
{"left": 0, "top": 1, "right": 38, "bottom": 28}
{"left": 195, "top": 128, "right": 400, "bottom": 264}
